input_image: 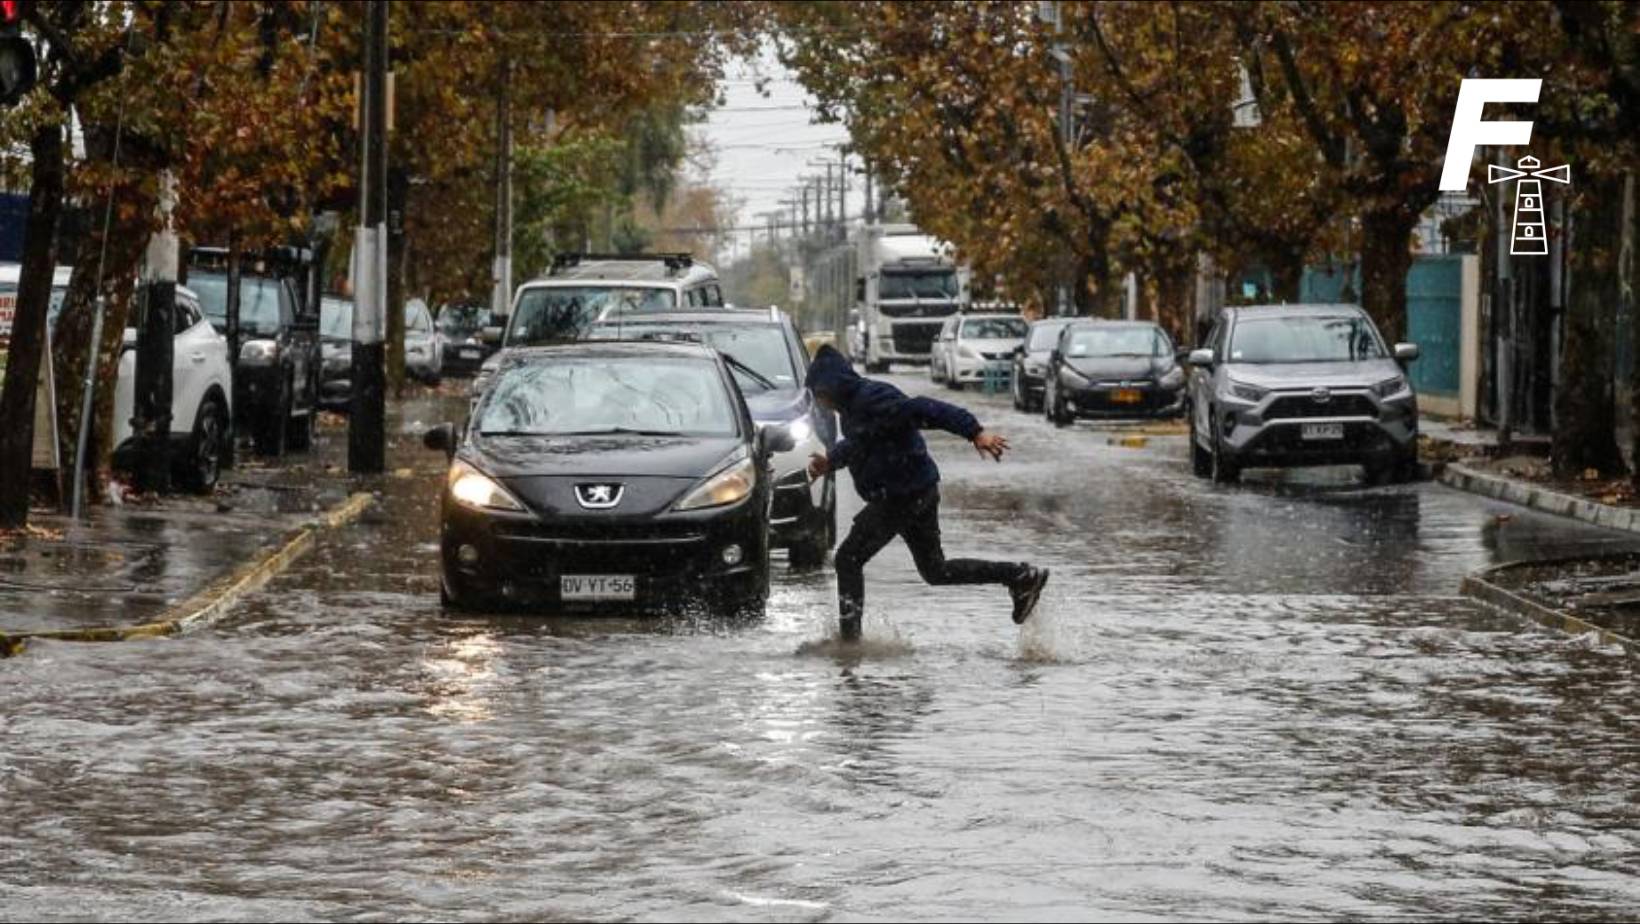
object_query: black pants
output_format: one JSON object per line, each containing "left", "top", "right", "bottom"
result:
{"left": 835, "top": 486, "right": 1023, "bottom": 620}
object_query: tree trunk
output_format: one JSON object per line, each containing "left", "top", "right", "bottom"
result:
{"left": 1556, "top": 172, "right": 1628, "bottom": 476}
{"left": 1268, "top": 246, "right": 1305, "bottom": 303}
{"left": 0, "top": 124, "right": 66, "bottom": 529}
{"left": 1358, "top": 208, "right": 1416, "bottom": 341}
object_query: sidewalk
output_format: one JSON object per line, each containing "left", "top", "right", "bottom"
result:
{"left": 1422, "top": 416, "right": 1640, "bottom": 650}
{"left": 0, "top": 386, "right": 461, "bottom": 648}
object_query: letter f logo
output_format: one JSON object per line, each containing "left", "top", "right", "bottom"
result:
{"left": 1440, "top": 79, "right": 1542, "bottom": 191}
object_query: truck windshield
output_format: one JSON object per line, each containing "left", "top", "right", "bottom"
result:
{"left": 880, "top": 271, "right": 956, "bottom": 300}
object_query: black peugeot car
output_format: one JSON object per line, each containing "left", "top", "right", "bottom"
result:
{"left": 1044, "top": 320, "right": 1188, "bottom": 426}
{"left": 424, "top": 342, "right": 792, "bottom": 616}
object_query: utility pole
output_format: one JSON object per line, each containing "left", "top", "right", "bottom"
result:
{"left": 838, "top": 158, "right": 849, "bottom": 232}
{"left": 492, "top": 59, "right": 513, "bottom": 321}
{"left": 349, "top": 0, "right": 387, "bottom": 474}
{"left": 133, "top": 171, "right": 178, "bottom": 493}
{"left": 863, "top": 159, "right": 875, "bottom": 225}
{"left": 799, "top": 185, "right": 810, "bottom": 237}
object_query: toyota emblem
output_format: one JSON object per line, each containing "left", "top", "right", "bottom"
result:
{"left": 1311, "top": 387, "right": 1332, "bottom": 403}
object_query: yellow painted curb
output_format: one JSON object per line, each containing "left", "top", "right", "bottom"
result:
{"left": 5, "top": 492, "right": 375, "bottom": 650}
{"left": 1108, "top": 435, "right": 1149, "bottom": 449}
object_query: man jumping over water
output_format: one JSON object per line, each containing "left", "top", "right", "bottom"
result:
{"left": 804, "top": 345, "right": 1050, "bottom": 641}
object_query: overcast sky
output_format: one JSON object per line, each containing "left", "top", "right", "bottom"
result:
{"left": 692, "top": 53, "right": 862, "bottom": 265}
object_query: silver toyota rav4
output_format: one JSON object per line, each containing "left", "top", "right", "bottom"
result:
{"left": 1187, "top": 304, "right": 1420, "bottom": 485}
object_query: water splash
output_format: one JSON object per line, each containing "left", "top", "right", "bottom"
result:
{"left": 1015, "top": 589, "right": 1079, "bottom": 663}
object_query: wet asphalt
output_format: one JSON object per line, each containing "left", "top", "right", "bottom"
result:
{"left": 3, "top": 372, "right": 1638, "bottom": 921}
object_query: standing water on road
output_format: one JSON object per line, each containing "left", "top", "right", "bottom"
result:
{"left": 3, "top": 380, "right": 1638, "bottom": 921}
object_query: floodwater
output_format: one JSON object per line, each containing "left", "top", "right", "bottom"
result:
{"left": 3, "top": 376, "right": 1638, "bottom": 921}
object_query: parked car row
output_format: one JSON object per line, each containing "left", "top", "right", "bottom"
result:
{"left": 991, "top": 304, "right": 1422, "bottom": 487}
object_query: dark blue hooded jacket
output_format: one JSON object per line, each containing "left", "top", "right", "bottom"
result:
{"left": 804, "top": 345, "right": 982, "bottom": 502}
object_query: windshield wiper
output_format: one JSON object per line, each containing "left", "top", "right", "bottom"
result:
{"left": 721, "top": 354, "right": 779, "bottom": 392}
{"left": 558, "top": 427, "right": 686, "bottom": 437}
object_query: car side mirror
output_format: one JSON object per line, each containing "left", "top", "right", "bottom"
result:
{"left": 1188, "top": 348, "right": 1215, "bottom": 368}
{"left": 423, "top": 422, "right": 457, "bottom": 459}
{"left": 760, "top": 425, "right": 796, "bottom": 456}
{"left": 1394, "top": 342, "right": 1420, "bottom": 362}
{"left": 1012, "top": 345, "right": 1025, "bottom": 357}
{"left": 481, "top": 325, "right": 503, "bottom": 345}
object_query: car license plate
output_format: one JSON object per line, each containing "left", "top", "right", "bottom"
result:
{"left": 460, "top": 348, "right": 481, "bottom": 359}
{"left": 1301, "top": 423, "right": 1345, "bottom": 441}
{"left": 561, "top": 574, "right": 636, "bottom": 601}
{"left": 1111, "top": 389, "right": 1142, "bottom": 404}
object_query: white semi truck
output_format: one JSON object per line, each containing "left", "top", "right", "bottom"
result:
{"left": 853, "top": 223, "right": 970, "bottom": 373}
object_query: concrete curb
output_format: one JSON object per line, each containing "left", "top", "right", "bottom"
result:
{"left": 3, "top": 492, "right": 375, "bottom": 654}
{"left": 1438, "top": 463, "right": 1640, "bottom": 533}
{"left": 1461, "top": 561, "right": 1640, "bottom": 655}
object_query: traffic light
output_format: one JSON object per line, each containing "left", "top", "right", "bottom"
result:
{"left": 0, "top": 0, "right": 38, "bottom": 108}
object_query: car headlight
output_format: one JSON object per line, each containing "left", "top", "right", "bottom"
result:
{"left": 958, "top": 343, "right": 983, "bottom": 360}
{"left": 239, "top": 340, "right": 279, "bottom": 365}
{"left": 447, "top": 460, "right": 525, "bottom": 512}
{"left": 471, "top": 366, "right": 496, "bottom": 397}
{"left": 784, "top": 417, "right": 813, "bottom": 445}
{"left": 674, "top": 455, "right": 755, "bottom": 511}
{"left": 408, "top": 345, "right": 426, "bottom": 356}
{"left": 1025, "top": 362, "right": 1045, "bottom": 377}
{"left": 1373, "top": 375, "right": 1408, "bottom": 399}
{"left": 1159, "top": 366, "right": 1186, "bottom": 389}
{"left": 1228, "top": 379, "right": 1268, "bottom": 403}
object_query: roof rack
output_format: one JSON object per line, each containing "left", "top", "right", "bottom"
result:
{"left": 550, "top": 252, "right": 694, "bottom": 275}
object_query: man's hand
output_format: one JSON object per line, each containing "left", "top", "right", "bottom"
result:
{"left": 973, "top": 431, "right": 1009, "bottom": 462}
{"left": 807, "top": 452, "right": 830, "bottom": 480}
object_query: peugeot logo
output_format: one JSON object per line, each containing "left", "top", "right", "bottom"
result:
{"left": 1311, "top": 387, "right": 1332, "bottom": 404}
{"left": 575, "top": 483, "right": 624, "bottom": 509}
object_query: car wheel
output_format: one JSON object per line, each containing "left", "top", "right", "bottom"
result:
{"left": 1011, "top": 370, "right": 1025, "bottom": 410}
{"left": 253, "top": 379, "right": 291, "bottom": 457}
{"left": 179, "top": 395, "right": 226, "bottom": 494}
{"left": 1189, "top": 417, "right": 1212, "bottom": 478}
{"left": 1051, "top": 384, "right": 1072, "bottom": 428}
{"left": 1209, "top": 411, "right": 1240, "bottom": 484}
{"left": 945, "top": 367, "right": 962, "bottom": 390}
{"left": 1365, "top": 450, "right": 1418, "bottom": 486}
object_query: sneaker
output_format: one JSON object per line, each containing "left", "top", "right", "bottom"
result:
{"left": 839, "top": 616, "right": 862, "bottom": 642}
{"left": 1010, "top": 566, "right": 1049, "bottom": 625}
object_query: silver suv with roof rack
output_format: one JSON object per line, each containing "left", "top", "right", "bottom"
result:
{"left": 1186, "top": 303, "right": 1421, "bottom": 485}
{"left": 471, "top": 252, "right": 724, "bottom": 398}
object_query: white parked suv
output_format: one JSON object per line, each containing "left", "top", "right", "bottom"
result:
{"left": 929, "top": 312, "right": 1028, "bottom": 389}
{"left": 1, "top": 266, "right": 233, "bottom": 492}
{"left": 112, "top": 285, "right": 235, "bottom": 492}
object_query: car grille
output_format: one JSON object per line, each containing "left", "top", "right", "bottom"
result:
{"left": 1074, "top": 385, "right": 1166, "bottom": 412}
{"left": 891, "top": 321, "right": 943, "bottom": 356}
{"left": 981, "top": 351, "right": 1012, "bottom": 361}
{"left": 1265, "top": 393, "right": 1377, "bottom": 419}
{"left": 492, "top": 521, "right": 708, "bottom": 577}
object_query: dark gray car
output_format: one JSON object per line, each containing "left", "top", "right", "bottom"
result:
{"left": 1187, "top": 304, "right": 1420, "bottom": 485}
{"left": 1010, "top": 318, "right": 1071, "bottom": 412}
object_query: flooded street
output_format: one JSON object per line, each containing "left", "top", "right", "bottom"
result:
{"left": 4, "top": 374, "right": 1638, "bottom": 921}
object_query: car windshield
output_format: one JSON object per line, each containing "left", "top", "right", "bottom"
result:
{"left": 1066, "top": 327, "right": 1169, "bottom": 358}
{"left": 437, "top": 304, "right": 490, "bottom": 336}
{"left": 961, "top": 317, "right": 1026, "bottom": 339}
{"left": 191, "top": 272, "right": 284, "bottom": 336}
{"left": 509, "top": 286, "right": 677, "bottom": 345}
{"left": 320, "top": 298, "right": 352, "bottom": 339}
{"left": 405, "top": 302, "right": 430, "bottom": 333}
{"left": 1028, "top": 322, "right": 1068, "bottom": 349}
{"left": 586, "top": 323, "right": 797, "bottom": 391}
{"left": 1228, "top": 315, "right": 1387, "bottom": 363}
{"left": 880, "top": 270, "right": 956, "bottom": 300}
{"left": 477, "top": 357, "right": 736, "bottom": 438}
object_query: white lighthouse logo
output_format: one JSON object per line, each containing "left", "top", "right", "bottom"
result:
{"left": 1486, "top": 153, "right": 1571, "bottom": 256}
